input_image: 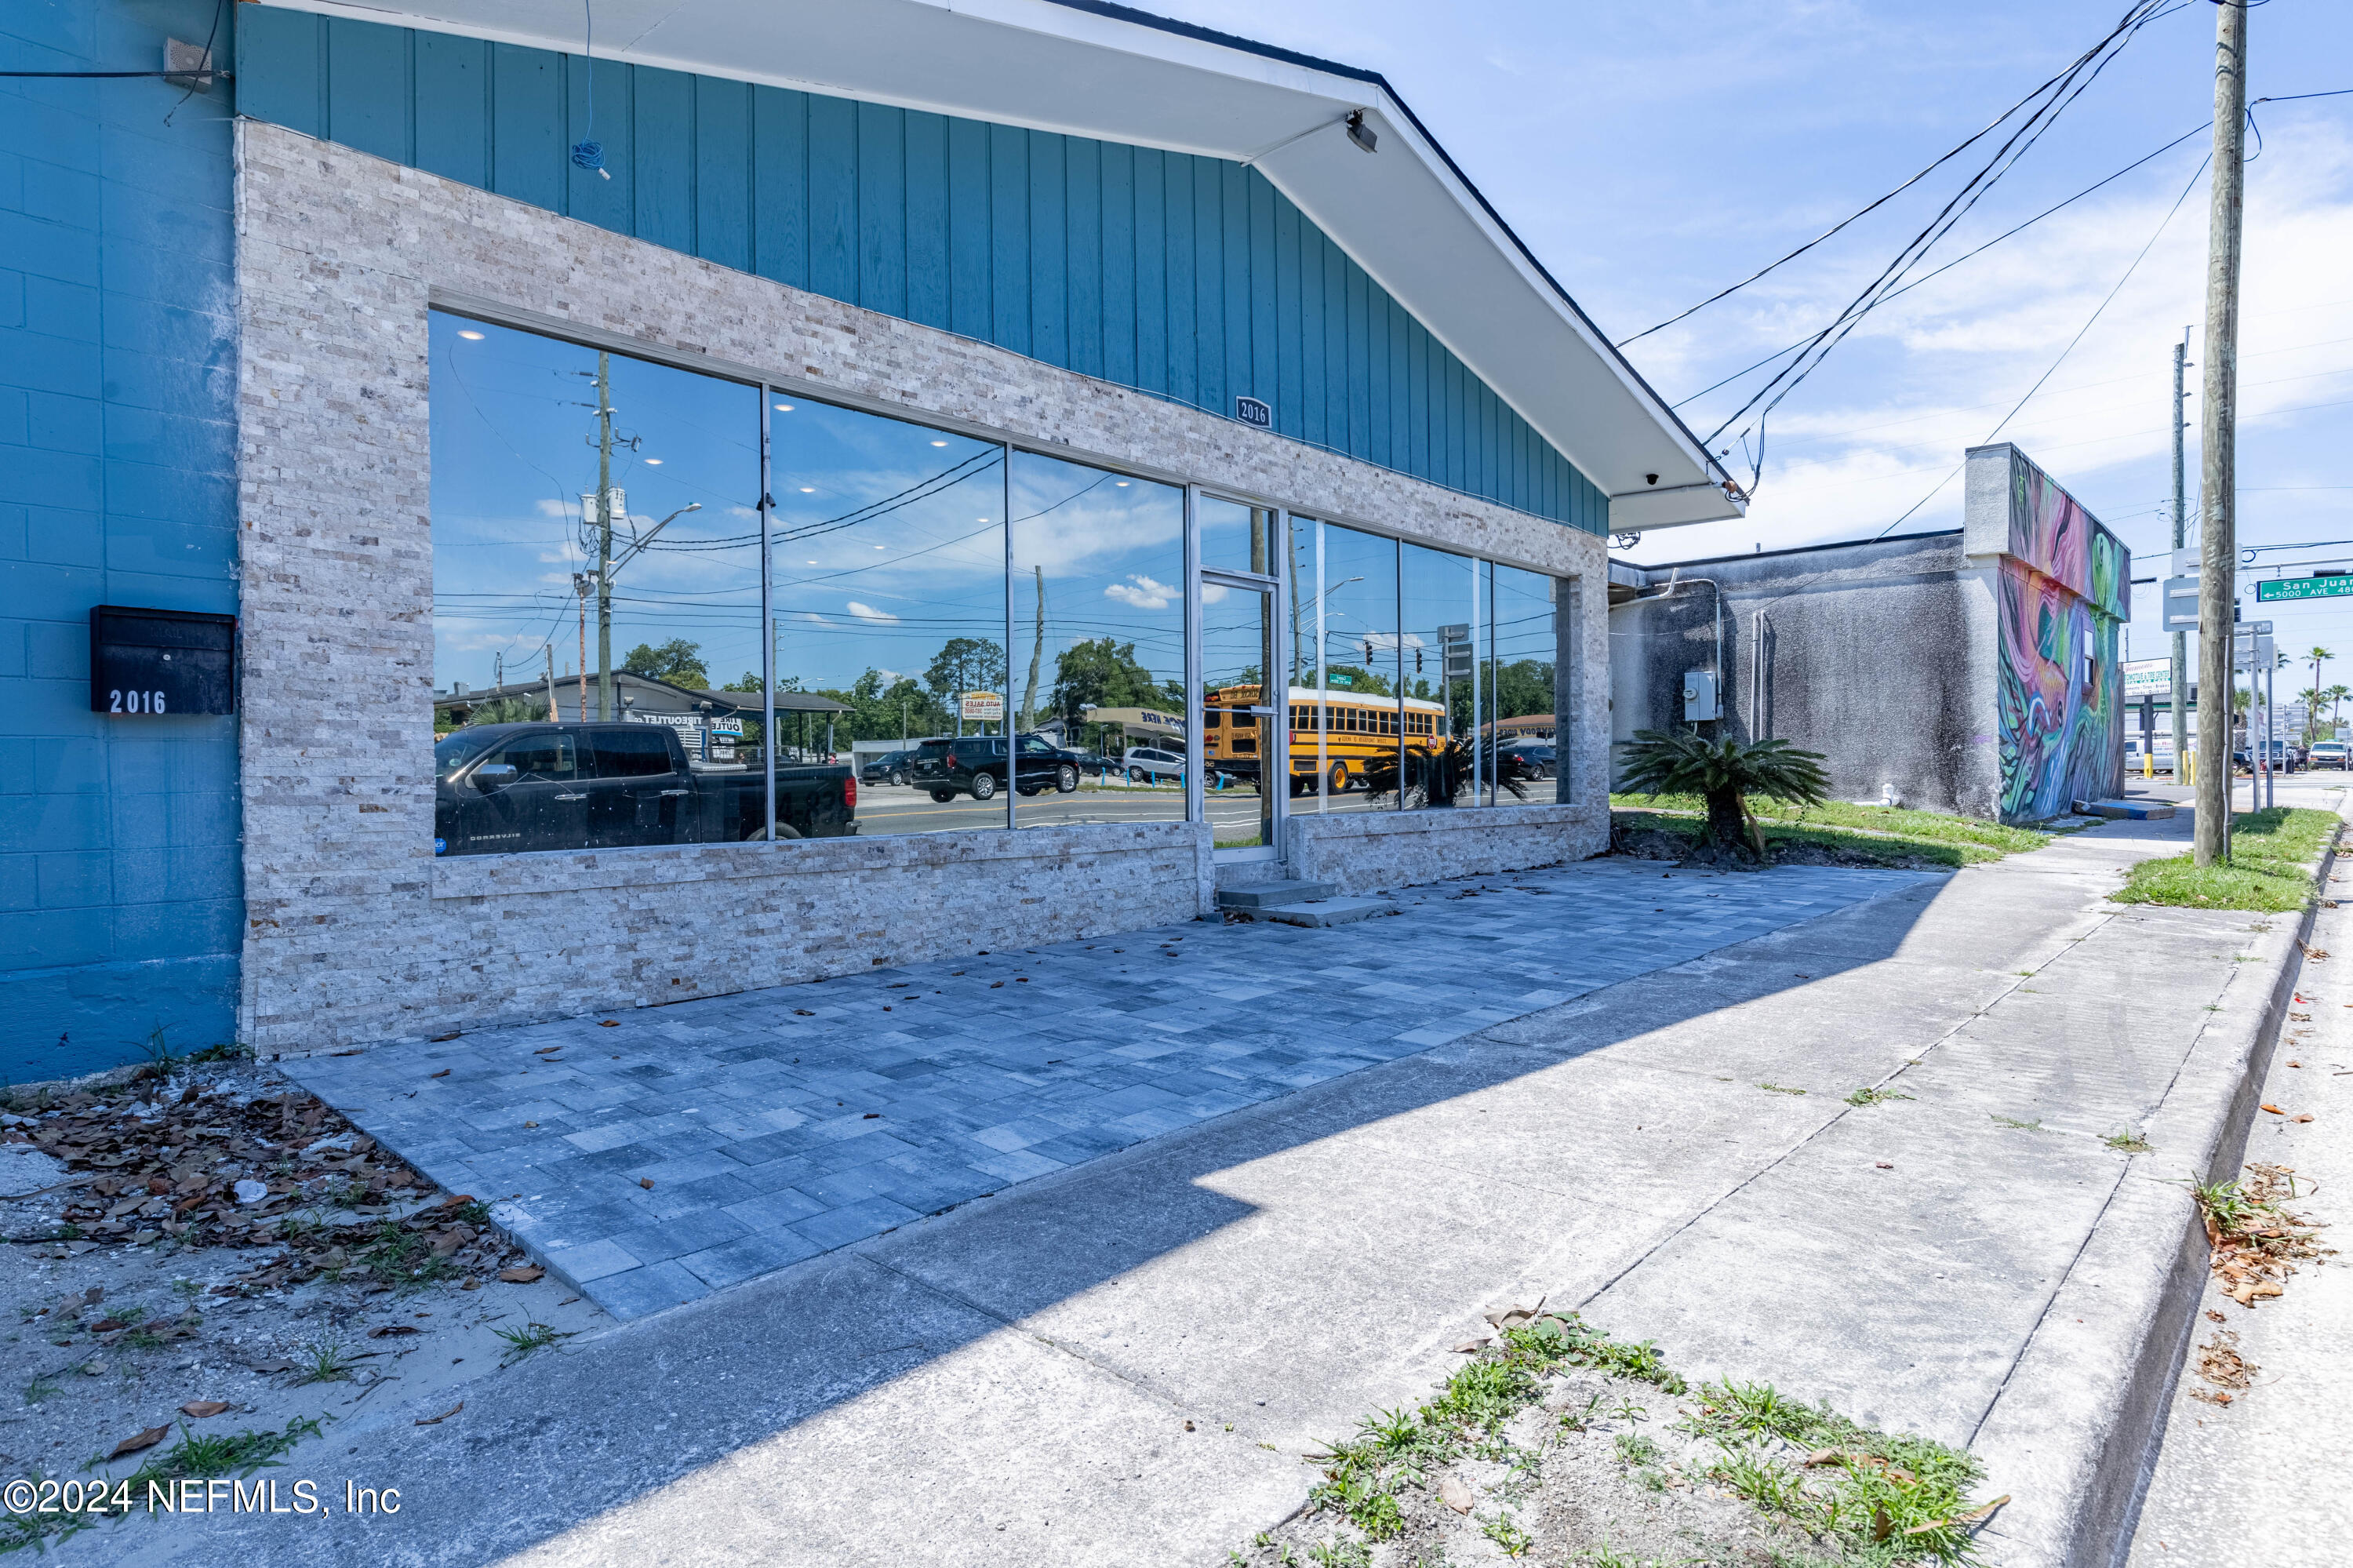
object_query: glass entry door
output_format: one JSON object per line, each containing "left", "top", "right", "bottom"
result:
{"left": 1195, "top": 493, "right": 1285, "bottom": 854}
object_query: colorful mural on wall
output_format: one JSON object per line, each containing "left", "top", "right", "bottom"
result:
{"left": 1994, "top": 451, "right": 2125, "bottom": 822}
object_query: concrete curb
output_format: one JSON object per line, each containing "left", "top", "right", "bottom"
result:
{"left": 1969, "top": 818, "right": 2342, "bottom": 1567}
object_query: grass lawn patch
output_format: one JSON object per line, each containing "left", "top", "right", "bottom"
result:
{"left": 1613, "top": 793, "right": 2049, "bottom": 856}
{"left": 2110, "top": 806, "right": 2339, "bottom": 912}
{"left": 1616, "top": 809, "right": 1994, "bottom": 870}
{"left": 1243, "top": 1311, "right": 1998, "bottom": 1567}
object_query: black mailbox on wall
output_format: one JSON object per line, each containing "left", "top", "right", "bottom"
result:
{"left": 89, "top": 606, "right": 238, "bottom": 716}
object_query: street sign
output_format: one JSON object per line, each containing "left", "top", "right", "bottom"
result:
{"left": 2233, "top": 634, "right": 2275, "bottom": 671}
{"left": 2232, "top": 620, "right": 2274, "bottom": 638}
{"left": 2122, "top": 659, "right": 2170, "bottom": 697}
{"left": 2257, "top": 575, "right": 2353, "bottom": 602}
{"left": 2161, "top": 577, "right": 2199, "bottom": 632}
{"left": 1438, "top": 623, "right": 1472, "bottom": 680}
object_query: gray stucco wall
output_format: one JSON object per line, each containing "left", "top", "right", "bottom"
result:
{"left": 1609, "top": 533, "right": 1992, "bottom": 815}
{"left": 232, "top": 122, "right": 1610, "bottom": 1054}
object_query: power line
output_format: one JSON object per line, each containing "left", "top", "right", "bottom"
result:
{"left": 1620, "top": 0, "right": 2181, "bottom": 347}
{"left": 1667, "top": 120, "right": 2211, "bottom": 411}
{"left": 1704, "top": 1, "right": 2179, "bottom": 483}
{"left": 1871, "top": 151, "right": 2213, "bottom": 539}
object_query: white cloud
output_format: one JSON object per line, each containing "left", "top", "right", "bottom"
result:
{"left": 847, "top": 601, "right": 900, "bottom": 623}
{"left": 1198, "top": 582, "right": 1229, "bottom": 604}
{"left": 1104, "top": 573, "right": 1178, "bottom": 610}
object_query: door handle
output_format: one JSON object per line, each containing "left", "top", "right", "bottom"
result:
{"left": 659, "top": 788, "right": 690, "bottom": 797}
{"left": 554, "top": 792, "right": 587, "bottom": 801}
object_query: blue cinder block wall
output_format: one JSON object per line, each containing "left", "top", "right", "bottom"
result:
{"left": 1, "top": 0, "right": 242, "bottom": 1084}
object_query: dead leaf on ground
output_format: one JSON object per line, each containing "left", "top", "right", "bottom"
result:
{"left": 111, "top": 1427, "right": 169, "bottom": 1459}
{"left": 2261, "top": 1104, "right": 2286, "bottom": 1115}
{"left": 415, "top": 1402, "right": 464, "bottom": 1426}
{"left": 368, "top": 1323, "right": 423, "bottom": 1337}
{"left": 1438, "top": 1475, "right": 1476, "bottom": 1515}
{"left": 639, "top": 1177, "right": 655, "bottom": 1189}
{"left": 599, "top": 1020, "right": 620, "bottom": 1028}
{"left": 2291, "top": 1114, "right": 2315, "bottom": 1123}
{"left": 180, "top": 1400, "right": 231, "bottom": 1418}
{"left": 430, "top": 1068, "right": 451, "bottom": 1079}
{"left": 1451, "top": 1337, "right": 1491, "bottom": 1353}
{"left": 498, "top": 1265, "right": 544, "bottom": 1283}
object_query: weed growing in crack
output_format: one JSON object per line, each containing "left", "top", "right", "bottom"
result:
{"left": 1844, "top": 1086, "right": 1915, "bottom": 1108}
{"left": 1990, "top": 1115, "right": 2044, "bottom": 1132}
{"left": 493, "top": 1322, "right": 571, "bottom": 1363}
{"left": 1614, "top": 1432, "right": 1662, "bottom": 1466}
{"left": 295, "top": 1337, "right": 353, "bottom": 1384}
{"left": 1478, "top": 1509, "right": 1534, "bottom": 1558}
{"left": 1680, "top": 1379, "right": 1987, "bottom": 1556}
{"left": 2104, "top": 1130, "right": 2153, "bottom": 1154}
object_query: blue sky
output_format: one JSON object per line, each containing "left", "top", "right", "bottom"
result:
{"left": 1152, "top": 0, "right": 2353, "bottom": 685}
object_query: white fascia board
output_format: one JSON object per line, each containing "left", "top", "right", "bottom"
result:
{"left": 256, "top": 0, "right": 1741, "bottom": 526}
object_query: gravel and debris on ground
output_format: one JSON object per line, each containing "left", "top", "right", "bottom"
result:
{"left": 2, "top": 1055, "right": 608, "bottom": 1555}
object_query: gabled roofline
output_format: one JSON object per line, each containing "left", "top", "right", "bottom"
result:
{"left": 1041, "top": 1, "right": 1733, "bottom": 499}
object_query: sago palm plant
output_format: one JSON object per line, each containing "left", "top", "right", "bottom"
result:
{"left": 1616, "top": 729, "right": 1831, "bottom": 862}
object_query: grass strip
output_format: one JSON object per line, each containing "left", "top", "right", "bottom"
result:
{"left": 1617, "top": 810, "right": 1995, "bottom": 869}
{"left": 2110, "top": 806, "right": 2339, "bottom": 912}
{"left": 1613, "top": 793, "right": 2051, "bottom": 855}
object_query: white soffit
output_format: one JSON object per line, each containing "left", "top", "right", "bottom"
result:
{"left": 256, "top": 0, "right": 1743, "bottom": 526}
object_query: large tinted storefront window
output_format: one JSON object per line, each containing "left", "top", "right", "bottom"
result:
{"left": 1292, "top": 518, "right": 1402, "bottom": 813}
{"left": 430, "top": 313, "right": 779, "bottom": 857}
{"left": 1399, "top": 542, "right": 1477, "bottom": 809}
{"left": 1489, "top": 563, "right": 1566, "bottom": 805}
{"left": 769, "top": 398, "right": 1007, "bottom": 839}
{"left": 1011, "top": 453, "right": 1186, "bottom": 828}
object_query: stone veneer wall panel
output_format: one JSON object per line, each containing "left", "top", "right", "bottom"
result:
{"left": 233, "top": 122, "right": 1608, "bottom": 1053}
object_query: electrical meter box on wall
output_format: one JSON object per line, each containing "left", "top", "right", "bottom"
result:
{"left": 1682, "top": 669, "right": 1720, "bottom": 722}
{"left": 89, "top": 606, "right": 238, "bottom": 715}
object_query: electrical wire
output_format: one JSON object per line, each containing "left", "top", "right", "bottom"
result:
{"left": 1870, "top": 150, "right": 2210, "bottom": 540}
{"left": 1619, "top": 0, "right": 2183, "bottom": 348}
{"left": 1705, "top": 0, "right": 2177, "bottom": 485}
{"left": 1668, "top": 119, "right": 2211, "bottom": 411}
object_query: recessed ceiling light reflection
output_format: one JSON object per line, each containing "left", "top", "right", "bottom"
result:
{"left": 774, "top": 403, "right": 793, "bottom": 412}
{"left": 929, "top": 440, "right": 947, "bottom": 447}
{"left": 874, "top": 544, "right": 886, "bottom": 550}
{"left": 643, "top": 457, "right": 662, "bottom": 465}
{"left": 456, "top": 329, "right": 485, "bottom": 340}
{"left": 799, "top": 486, "right": 815, "bottom": 493}
{"left": 1115, "top": 481, "right": 1129, "bottom": 487}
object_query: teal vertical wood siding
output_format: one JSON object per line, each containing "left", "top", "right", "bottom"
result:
{"left": 235, "top": 8, "right": 1607, "bottom": 534}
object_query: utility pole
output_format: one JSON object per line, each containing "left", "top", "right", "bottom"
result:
{"left": 573, "top": 575, "right": 589, "bottom": 722}
{"left": 2193, "top": 0, "right": 2246, "bottom": 866}
{"left": 594, "top": 351, "right": 616, "bottom": 722}
{"left": 2170, "top": 329, "right": 2190, "bottom": 780}
{"left": 544, "top": 645, "right": 557, "bottom": 725}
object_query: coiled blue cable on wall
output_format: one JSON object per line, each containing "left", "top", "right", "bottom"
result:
{"left": 569, "top": 0, "right": 609, "bottom": 178}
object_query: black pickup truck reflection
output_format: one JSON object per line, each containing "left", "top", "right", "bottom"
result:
{"left": 433, "top": 722, "right": 855, "bottom": 856}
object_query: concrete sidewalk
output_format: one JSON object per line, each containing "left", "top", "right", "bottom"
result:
{"left": 108, "top": 800, "right": 2326, "bottom": 1568}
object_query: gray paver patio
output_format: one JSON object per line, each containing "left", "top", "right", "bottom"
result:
{"left": 288, "top": 856, "right": 1937, "bottom": 1318}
